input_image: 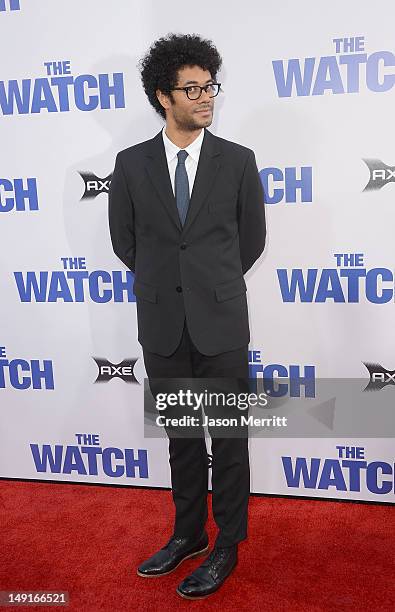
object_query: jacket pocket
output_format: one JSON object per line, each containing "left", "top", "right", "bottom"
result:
{"left": 215, "top": 276, "right": 247, "bottom": 302}
{"left": 133, "top": 280, "right": 158, "bottom": 303}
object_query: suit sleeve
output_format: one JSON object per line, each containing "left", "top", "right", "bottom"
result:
{"left": 237, "top": 150, "right": 266, "bottom": 274}
{"left": 108, "top": 153, "right": 136, "bottom": 273}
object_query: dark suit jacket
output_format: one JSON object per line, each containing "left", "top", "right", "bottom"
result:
{"left": 108, "top": 127, "right": 266, "bottom": 356}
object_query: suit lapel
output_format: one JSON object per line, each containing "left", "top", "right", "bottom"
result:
{"left": 182, "top": 129, "right": 221, "bottom": 235}
{"left": 145, "top": 128, "right": 222, "bottom": 235}
{"left": 145, "top": 130, "right": 182, "bottom": 232}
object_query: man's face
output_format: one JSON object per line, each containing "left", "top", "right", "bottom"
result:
{"left": 159, "top": 65, "right": 215, "bottom": 130}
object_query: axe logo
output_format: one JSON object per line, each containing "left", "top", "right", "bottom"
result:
{"left": 93, "top": 358, "right": 138, "bottom": 383}
{"left": 363, "top": 362, "right": 395, "bottom": 391}
{"left": 363, "top": 159, "right": 395, "bottom": 191}
{"left": 79, "top": 172, "right": 112, "bottom": 199}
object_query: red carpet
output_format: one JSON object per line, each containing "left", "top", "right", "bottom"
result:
{"left": 0, "top": 480, "right": 394, "bottom": 611}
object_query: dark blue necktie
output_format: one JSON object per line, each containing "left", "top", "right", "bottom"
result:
{"left": 175, "top": 149, "right": 190, "bottom": 226}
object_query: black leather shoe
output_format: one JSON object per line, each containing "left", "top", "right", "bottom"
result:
{"left": 136, "top": 531, "right": 209, "bottom": 577}
{"left": 176, "top": 544, "right": 238, "bottom": 599}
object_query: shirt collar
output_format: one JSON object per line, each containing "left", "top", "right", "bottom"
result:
{"left": 162, "top": 126, "right": 204, "bottom": 163}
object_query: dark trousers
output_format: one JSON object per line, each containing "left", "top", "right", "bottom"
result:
{"left": 142, "top": 318, "right": 250, "bottom": 548}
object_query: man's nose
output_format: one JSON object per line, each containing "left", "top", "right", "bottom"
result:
{"left": 200, "top": 88, "right": 212, "bottom": 102}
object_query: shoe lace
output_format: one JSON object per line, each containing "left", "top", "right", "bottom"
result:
{"left": 202, "top": 547, "right": 229, "bottom": 570}
{"left": 164, "top": 534, "right": 190, "bottom": 552}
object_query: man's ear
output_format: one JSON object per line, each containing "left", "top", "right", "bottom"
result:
{"left": 156, "top": 89, "right": 169, "bottom": 112}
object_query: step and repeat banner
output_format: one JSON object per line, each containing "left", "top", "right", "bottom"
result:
{"left": 1, "top": 0, "right": 394, "bottom": 503}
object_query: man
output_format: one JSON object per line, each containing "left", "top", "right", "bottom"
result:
{"left": 108, "top": 33, "right": 266, "bottom": 599}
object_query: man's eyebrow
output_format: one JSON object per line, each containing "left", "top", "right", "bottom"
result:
{"left": 181, "top": 78, "right": 214, "bottom": 86}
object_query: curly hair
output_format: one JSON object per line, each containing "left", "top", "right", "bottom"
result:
{"left": 138, "top": 33, "right": 222, "bottom": 119}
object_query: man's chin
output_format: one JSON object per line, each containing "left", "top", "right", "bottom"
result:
{"left": 193, "top": 114, "right": 213, "bottom": 128}
{"left": 178, "top": 115, "right": 213, "bottom": 131}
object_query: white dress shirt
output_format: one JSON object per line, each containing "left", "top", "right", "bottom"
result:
{"left": 162, "top": 126, "right": 204, "bottom": 196}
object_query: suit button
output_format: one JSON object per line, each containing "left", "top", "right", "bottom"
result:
{"left": 176, "top": 286, "right": 183, "bottom": 292}
{"left": 180, "top": 243, "right": 187, "bottom": 250}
